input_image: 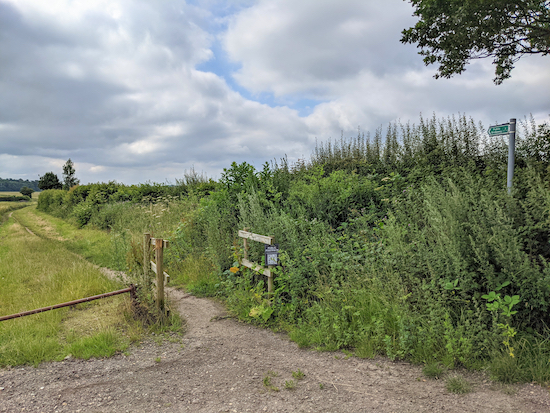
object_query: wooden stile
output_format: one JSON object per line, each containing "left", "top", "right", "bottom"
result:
{"left": 238, "top": 230, "right": 277, "bottom": 302}
{"left": 150, "top": 261, "right": 170, "bottom": 284}
{"left": 151, "top": 238, "right": 170, "bottom": 249}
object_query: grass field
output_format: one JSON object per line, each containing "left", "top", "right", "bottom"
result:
{"left": 0, "top": 202, "right": 26, "bottom": 214}
{"left": 0, "top": 190, "right": 40, "bottom": 199}
{"left": 0, "top": 191, "right": 40, "bottom": 202}
{"left": 12, "top": 206, "right": 119, "bottom": 268}
{"left": 0, "top": 206, "right": 150, "bottom": 366}
{"left": 0, "top": 202, "right": 30, "bottom": 224}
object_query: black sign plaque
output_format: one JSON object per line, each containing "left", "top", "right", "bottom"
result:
{"left": 264, "top": 244, "right": 279, "bottom": 266}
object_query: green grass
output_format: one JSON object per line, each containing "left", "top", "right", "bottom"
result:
{"left": 292, "top": 369, "right": 305, "bottom": 380}
{"left": 446, "top": 376, "right": 472, "bottom": 394}
{"left": 284, "top": 380, "right": 296, "bottom": 390}
{"left": 0, "top": 202, "right": 30, "bottom": 223}
{"left": 168, "top": 253, "right": 218, "bottom": 296}
{"left": 12, "top": 206, "right": 118, "bottom": 268}
{"left": 9, "top": 203, "right": 184, "bottom": 328}
{"left": 66, "top": 329, "right": 124, "bottom": 360}
{"left": 488, "top": 335, "right": 550, "bottom": 384}
{"left": 262, "top": 372, "right": 280, "bottom": 392}
{"left": 0, "top": 208, "right": 143, "bottom": 366}
{"left": 0, "top": 191, "right": 39, "bottom": 200}
{"left": 423, "top": 362, "right": 445, "bottom": 379}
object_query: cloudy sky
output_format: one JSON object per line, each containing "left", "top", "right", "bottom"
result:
{"left": 1, "top": 0, "right": 549, "bottom": 185}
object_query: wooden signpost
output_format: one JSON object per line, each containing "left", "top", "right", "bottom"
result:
{"left": 238, "top": 229, "right": 279, "bottom": 299}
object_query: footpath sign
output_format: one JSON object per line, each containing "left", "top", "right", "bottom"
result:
{"left": 488, "top": 119, "right": 516, "bottom": 193}
{"left": 488, "top": 124, "right": 510, "bottom": 136}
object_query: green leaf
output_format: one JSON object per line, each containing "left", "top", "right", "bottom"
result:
{"left": 495, "top": 281, "right": 510, "bottom": 291}
{"left": 261, "top": 307, "right": 274, "bottom": 322}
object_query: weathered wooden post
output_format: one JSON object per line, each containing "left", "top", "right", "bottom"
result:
{"left": 243, "top": 227, "right": 249, "bottom": 261}
{"left": 155, "top": 238, "right": 165, "bottom": 313}
{"left": 143, "top": 233, "right": 151, "bottom": 288}
{"left": 267, "top": 265, "right": 274, "bottom": 299}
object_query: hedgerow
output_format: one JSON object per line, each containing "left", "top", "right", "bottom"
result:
{"left": 37, "top": 114, "right": 550, "bottom": 383}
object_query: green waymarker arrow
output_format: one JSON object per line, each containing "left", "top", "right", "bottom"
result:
{"left": 488, "top": 124, "right": 510, "bottom": 136}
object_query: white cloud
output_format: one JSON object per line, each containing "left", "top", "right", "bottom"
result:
{"left": 223, "top": 0, "right": 419, "bottom": 98}
{"left": 224, "top": 0, "right": 549, "bottom": 135}
{"left": 0, "top": 0, "right": 548, "bottom": 185}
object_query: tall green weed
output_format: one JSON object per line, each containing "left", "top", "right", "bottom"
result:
{"left": 33, "top": 114, "right": 550, "bottom": 383}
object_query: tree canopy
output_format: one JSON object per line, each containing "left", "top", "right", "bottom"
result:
{"left": 38, "top": 172, "right": 62, "bottom": 190}
{"left": 62, "top": 159, "right": 80, "bottom": 190}
{"left": 401, "top": 0, "right": 550, "bottom": 84}
{"left": 20, "top": 186, "right": 34, "bottom": 197}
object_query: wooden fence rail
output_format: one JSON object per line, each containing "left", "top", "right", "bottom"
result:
{"left": 238, "top": 229, "right": 278, "bottom": 300}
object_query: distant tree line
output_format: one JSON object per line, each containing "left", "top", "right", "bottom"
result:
{"left": 1, "top": 159, "right": 81, "bottom": 194}
{"left": 0, "top": 178, "right": 40, "bottom": 192}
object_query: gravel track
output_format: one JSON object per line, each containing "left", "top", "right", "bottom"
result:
{"left": 1, "top": 286, "right": 549, "bottom": 413}
{"left": 1, "top": 211, "right": 549, "bottom": 412}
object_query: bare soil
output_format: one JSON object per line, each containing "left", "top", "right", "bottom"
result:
{"left": 1, "top": 284, "right": 549, "bottom": 413}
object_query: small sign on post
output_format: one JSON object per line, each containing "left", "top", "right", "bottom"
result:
{"left": 265, "top": 244, "right": 279, "bottom": 266}
{"left": 488, "top": 123, "right": 510, "bottom": 136}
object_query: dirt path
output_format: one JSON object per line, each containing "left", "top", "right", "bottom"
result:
{"left": 6, "top": 211, "right": 35, "bottom": 235}
{"left": 1, "top": 284, "right": 549, "bottom": 413}
{"left": 1, "top": 210, "right": 549, "bottom": 412}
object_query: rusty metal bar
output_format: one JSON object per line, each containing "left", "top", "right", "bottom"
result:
{"left": 0, "top": 285, "right": 136, "bottom": 322}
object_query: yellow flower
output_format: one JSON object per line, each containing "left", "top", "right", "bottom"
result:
{"left": 229, "top": 266, "right": 239, "bottom": 273}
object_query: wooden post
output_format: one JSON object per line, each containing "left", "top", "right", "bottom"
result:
{"left": 143, "top": 233, "right": 151, "bottom": 288}
{"left": 267, "top": 266, "right": 274, "bottom": 302}
{"left": 155, "top": 238, "right": 165, "bottom": 313}
{"left": 243, "top": 238, "right": 248, "bottom": 261}
{"left": 243, "top": 227, "right": 249, "bottom": 261}
{"left": 267, "top": 234, "right": 274, "bottom": 303}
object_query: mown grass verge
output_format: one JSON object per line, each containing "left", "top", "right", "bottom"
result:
{"left": 0, "top": 202, "right": 30, "bottom": 224}
{"left": 12, "top": 205, "right": 125, "bottom": 269}
{"left": 0, "top": 207, "right": 181, "bottom": 367}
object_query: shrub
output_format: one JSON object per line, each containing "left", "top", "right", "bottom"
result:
{"left": 0, "top": 195, "right": 29, "bottom": 202}
{"left": 20, "top": 187, "right": 34, "bottom": 197}
{"left": 72, "top": 200, "right": 96, "bottom": 227}
{"left": 33, "top": 114, "right": 550, "bottom": 384}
